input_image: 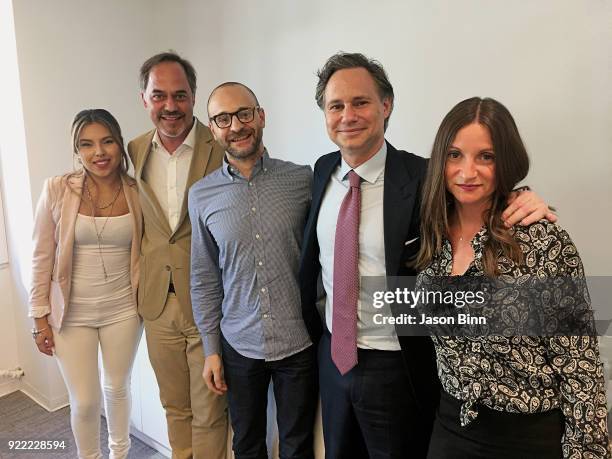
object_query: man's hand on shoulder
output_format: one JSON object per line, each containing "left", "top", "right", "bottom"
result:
{"left": 502, "top": 189, "right": 558, "bottom": 227}
{"left": 203, "top": 353, "right": 227, "bottom": 396}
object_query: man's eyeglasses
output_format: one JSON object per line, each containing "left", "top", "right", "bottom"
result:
{"left": 209, "top": 107, "right": 260, "bottom": 129}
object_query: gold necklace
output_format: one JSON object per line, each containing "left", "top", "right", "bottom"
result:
{"left": 84, "top": 176, "right": 123, "bottom": 281}
{"left": 85, "top": 179, "right": 122, "bottom": 209}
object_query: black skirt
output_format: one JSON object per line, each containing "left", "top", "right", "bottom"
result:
{"left": 427, "top": 390, "right": 563, "bottom": 459}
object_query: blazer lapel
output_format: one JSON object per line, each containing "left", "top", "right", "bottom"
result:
{"left": 134, "top": 133, "right": 173, "bottom": 235}
{"left": 172, "top": 121, "right": 213, "bottom": 235}
{"left": 310, "top": 153, "right": 341, "bottom": 227}
{"left": 57, "top": 174, "right": 83, "bottom": 299}
{"left": 383, "top": 143, "right": 420, "bottom": 276}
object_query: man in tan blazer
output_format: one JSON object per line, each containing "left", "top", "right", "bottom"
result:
{"left": 128, "top": 51, "right": 227, "bottom": 459}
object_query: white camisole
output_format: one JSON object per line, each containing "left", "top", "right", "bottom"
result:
{"left": 63, "top": 213, "right": 137, "bottom": 327}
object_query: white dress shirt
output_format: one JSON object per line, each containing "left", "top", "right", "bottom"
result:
{"left": 143, "top": 119, "right": 197, "bottom": 230}
{"left": 317, "top": 142, "right": 401, "bottom": 351}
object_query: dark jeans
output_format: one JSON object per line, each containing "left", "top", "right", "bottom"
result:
{"left": 427, "top": 390, "right": 563, "bottom": 459}
{"left": 221, "top": 336, "right": 317, "bottom": 459}
{"left": 318, "top": 331, "right": 430, "bottom": 459}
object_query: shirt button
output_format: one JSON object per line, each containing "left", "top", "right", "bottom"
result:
{"left": 263, "top": 314, "right": 269, "bottom": 319}
{"left": 255, "top": 234, "right": 260, "bottom": 239}
{"left": 251, "top": 207, "right": 256, "bottom": 212}
{"left": 261, "top": 287, "right": 266, "bottom": 293}
{"left": 258, "top": 261, "right": 263, "bottom": 266}
{"left": 249, "top": 182, "right": 253, "bottom": 187}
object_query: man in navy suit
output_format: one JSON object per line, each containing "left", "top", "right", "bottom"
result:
{"left": 299, "top": 52, "right": 554, "bottom": 458}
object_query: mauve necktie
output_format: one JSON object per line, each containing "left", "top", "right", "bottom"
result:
{"left": 332, "top": 170, "right": 361, "bottom": 375}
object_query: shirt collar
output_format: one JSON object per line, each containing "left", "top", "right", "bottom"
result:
{"left": 222, "top": 148, "right": 270, "bottom": 181}
{"left": 338, "top": 141, "right": 387, "bottom": 184}
{"left": 152, "top": 117, "right": 197, "bottom": 152}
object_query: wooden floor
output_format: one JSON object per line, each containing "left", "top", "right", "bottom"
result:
{"left": 0, "top": 391, "right": 166, "bottom": 458}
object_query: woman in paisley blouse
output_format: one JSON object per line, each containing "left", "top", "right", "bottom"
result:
{"left": 415, "top": 97, "right": 610, "bottom": 458}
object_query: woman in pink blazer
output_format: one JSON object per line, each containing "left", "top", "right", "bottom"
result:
{"left": 29, "top": 109, "right": 143, "bottom": 459}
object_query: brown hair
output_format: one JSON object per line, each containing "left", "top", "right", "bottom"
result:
{"left": 139, "top": 51, "right": 197, "bottom": 95}
{"left": 315, "top": 52, "right": 394, "bottom": 131}
{"left": 416, "top": 97, "right": 530, "bottom": 275}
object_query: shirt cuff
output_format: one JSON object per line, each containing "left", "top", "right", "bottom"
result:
{"left": 29, "top": 305, "right": 51, "bottom": 318}
{"left": 203, "top": 333, "right": 221, "bottom": 357}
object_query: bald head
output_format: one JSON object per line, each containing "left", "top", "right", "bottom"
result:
{"left": 207, "top": 82, "right": 259, "bottom": 117}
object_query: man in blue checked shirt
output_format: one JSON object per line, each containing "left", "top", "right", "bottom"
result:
{"left": 188, "top": 82, "right": 318, "bottom": 459}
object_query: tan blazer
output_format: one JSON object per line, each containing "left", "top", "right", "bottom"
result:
{"left": 127, "top": 120, "right": 224, "bottom": 321}
{"left": 29, "top": 173, "right": 142, "bottom": 329}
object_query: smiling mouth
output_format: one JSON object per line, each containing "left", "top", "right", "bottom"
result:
{"left": 339, "top": 128, "right": 365, "bottom": 134}
{"left": 93, "top": 158, "right": 111, "bottom": 166}
{"left": 230, "top": 133, "right": 252, "bottom": 144}
{"left": 160, "top": 113, "right": 184, "bottom": 121}
{"left": 457, "top": 184, "right": 482, "bottom": 190}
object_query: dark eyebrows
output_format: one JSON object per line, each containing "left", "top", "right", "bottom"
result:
{"left": 325, "top": 98, "right": 343, "bottom": 106}
{"left": 150, "top": 89, "right": 189, "bottom": 95}
{"left": 211, "top": 106, "right": 254, "bottom": 117}
{"left": 447, "top": 145, "right": 495, "bottom": 153}
{"left": 326, "top": 95, "right": 371, "bottom": 106}
{"left": 78, "top": 136, "right": 114, "bottom": 143}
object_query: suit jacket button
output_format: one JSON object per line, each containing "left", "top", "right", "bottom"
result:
{"left": 165, "top": 265, "right": 171, "bottom": 271}
{"left": 169, "top": 238, "right": 175, "bottom": 244}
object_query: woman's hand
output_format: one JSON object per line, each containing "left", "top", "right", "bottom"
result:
{"left": 33, "top": 318, "right": 54, "bottom": 356}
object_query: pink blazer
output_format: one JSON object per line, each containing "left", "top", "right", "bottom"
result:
{"left": 28, "top": 173, "right": 143, "bottom": 329}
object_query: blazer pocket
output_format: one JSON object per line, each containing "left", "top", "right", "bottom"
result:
{"left": 402, "top": 237, "right": 421, "bottom": 266}
{"left": 404, "top": 237, "right": 419, "bottom": 246}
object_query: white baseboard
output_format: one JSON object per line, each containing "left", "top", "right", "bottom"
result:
{"left": 0, "top": 378, "right": 20, "bottom": 397}
{"left": 130, "top": 426, "right": 171, "bottom": 458}
{"left": 20, "top": 380, "right": 69, "bottom": 412}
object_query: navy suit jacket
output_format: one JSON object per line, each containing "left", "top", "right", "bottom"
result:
{"left": 299, "top": 141, "right": 440, "bottom": 419}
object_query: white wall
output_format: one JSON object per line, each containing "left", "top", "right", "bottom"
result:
{"left": 1, "top": 0, "right": 610, "bottom": 427}
{"left": 0, "top": 266, "right": 20, "bottom": 396}
{"left": 183, "top": 0, "right": 612, "bottom": 274}
{"left": 0, "top": 164, "right": 17, "bottom": 397}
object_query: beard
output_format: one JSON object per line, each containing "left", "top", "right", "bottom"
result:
{"left": 225, "top": 127, "right": 264, "bottom": 160}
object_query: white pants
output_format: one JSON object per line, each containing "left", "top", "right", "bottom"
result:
{"left": 53, "top": 316, "right": 142, "bottom": 459}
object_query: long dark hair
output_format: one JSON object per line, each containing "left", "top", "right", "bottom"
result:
{"left": 416, "top": 97, "right": 530, "bottom": 275}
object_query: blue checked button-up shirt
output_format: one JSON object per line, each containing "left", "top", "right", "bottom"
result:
{"left": 188, "top": 151, "right": 313, "bottom": 361}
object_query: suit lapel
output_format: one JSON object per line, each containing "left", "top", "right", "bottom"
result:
{"left": 134, "top": 132, "right": 172, "bottom": 235}
{"left": 172, "top": 121, "right": 213, "bottom": 235}
{"left": 310, "top": 153, "right": 341, "bottom": 226}
{"left": 57, "top": 174, "right": 84, "bottom": 290}
{"left": 383, "top": 143, "right": 419, "bottom": 276}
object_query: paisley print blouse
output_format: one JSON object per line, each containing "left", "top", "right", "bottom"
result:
{"left": 418, "top": 221, "right": 610, "bottom": 458}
